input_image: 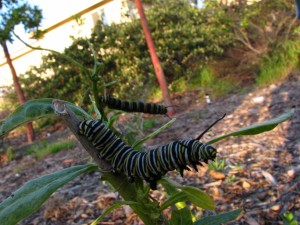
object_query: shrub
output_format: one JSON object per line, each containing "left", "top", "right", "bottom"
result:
{"left": 256, "top": 40, "right": 300, "bottom": 85}
{"left": 20, "top": 0, "right": 235, "bottom": 103}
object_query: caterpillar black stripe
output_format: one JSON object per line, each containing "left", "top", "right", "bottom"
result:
{"left": 99, "top": 96, "right": 168, "bottom": 115}
{"left": 78, "top": 115, "right": 225, "bottom": 189}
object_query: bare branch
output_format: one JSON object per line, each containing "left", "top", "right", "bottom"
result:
{"left": 233, "top": 29, "right": 262, "bottom": 55}
{"left": 52, "top": 99, "right": 112, "bottom": 173}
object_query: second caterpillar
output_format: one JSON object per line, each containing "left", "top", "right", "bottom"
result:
{"left": 99, "top": 96, "right": 168, "bottom": 115}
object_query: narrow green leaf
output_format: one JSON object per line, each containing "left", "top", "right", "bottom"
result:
{"left": 0, "top": 164, "right": 97, "bottom": 225}
{"left": 132, "top": 118, "right": 176, "bottom": 149}
{"left": 103, "top": 80, "right": 119, "bottom": 88}
{"left": 194, "top": 208, "right": 242, "bottom": 225}
{"left": 91, "top": 201, "right": 140, "bottom": 225}
{"left": 180, "top": 186, "right": 215, "bottom": 210}
{"left": 160, "top": 177, "right": 182, "bottom": 190}
{"left": 208, "top": 109, "right": 294, "bottom": 144}
{"left": 89, "top": 95, "right": 102, "bottom": 120}
{"left": 160, "top": 192, "right": 188, "bottom": 211}
{"left": 0, "top": 98, "right": 92, "bottom": 137}
{"left": 159, "top": 177, "right": 180, "bottom": 195}
{"left": 161, "top": 178, "right": 215, "bottom": 209}
{"left": 107, "top": 111, "right": 122, "bottom": 129}
{"left": 0, "top": 98, "right": 91, "bottom": 137}
{"left": 170, "top": 208, "right": 193, "bottom": 225}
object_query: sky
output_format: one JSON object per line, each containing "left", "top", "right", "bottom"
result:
{"left": 4, "top": 0, "right": 101, "bottom": 53}
{"left": 27, "top": 0, "right": 101, "bottom": 28}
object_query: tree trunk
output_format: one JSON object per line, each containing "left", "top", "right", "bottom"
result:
{"left": 134, "top": 0, "right": 175, "bottom": 116}
{"left": 1, "top": 40, "right": 34, "bottom": 143}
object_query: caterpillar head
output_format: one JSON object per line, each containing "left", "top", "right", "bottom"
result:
{"left": 201, "top": 143, "right": 217, "bottom": 163}
{"left": 194, "top": 114, "right": 225, "bottom": 163}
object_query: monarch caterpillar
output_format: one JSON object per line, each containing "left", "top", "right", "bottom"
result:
{"left": 78, "top": 115, "right": 225, "bottom": 190}
{"left": 99, "top": 96, "right": 168, "bottom": 115}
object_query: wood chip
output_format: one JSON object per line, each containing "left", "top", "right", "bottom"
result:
{"left": 209, "top": 170, "right": 225, "bottom": 180}
{"left": 203, "top": 180, "right": 222, "bottom": 188}
{"left": 261, "top": 170, "right": 278, "bottom": 186}
{"left": 242, "top": 181, "right": 251, "bottom": 189}
{"left": 271, "top": 205, "right": 281, "bottom": 211}
{"left": 244, "top": 215, "right": 260, "bottom": 225}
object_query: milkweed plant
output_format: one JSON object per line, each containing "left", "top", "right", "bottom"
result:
{"left": 0, "top": 41, "right": 294, "bottom": 225}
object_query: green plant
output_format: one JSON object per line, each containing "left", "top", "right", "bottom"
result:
{"left": 225, "top": 175, "right": 236, "bottom": 183}
{"left": 17, "top": 0, "right": 235, "bottom": 104}
{"left": 22, "top": 140, "right": 47, "bottom": 155}
{"left": 6, "top": 148, "right": 14, "bottom": 162}
{"left": 33, "top": 140, "right": 76, "bottom": 160}
{"left": 0, "top": 147, "right": 14, "bottom": 164}
{"left": 169, "top": 77, "right": 188, "bottom": 93}
{"left": 283, "top": 211, "right": 298, "bottom": 225}
{"left": 0, "top": 94, "right": 293, "bottom": 225}
{"left": 234, "top": 162, "right": 243, "bottom": 171}
{"left": 208, "top": 157, "right": 228, "bottom": 172}
{"left": 143, "top": 117, "right": 157, "bottom": 130}
{"left": 0, "top": 20, "right": 295, "bottom": 225}
{"left": 256, "top": 40, "right": 300, "bottom": 86}
{"left": 199, "top": 67, "right": 237, "bottom": 97}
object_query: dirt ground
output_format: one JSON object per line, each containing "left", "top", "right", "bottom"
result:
{"left": 0, "top": 72, "right": 299, "bottom": 225}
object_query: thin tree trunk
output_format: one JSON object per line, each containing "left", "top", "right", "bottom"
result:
{"left": 1, "top": 40, "right": 34, "bottom": 143}
{"left": 134, "top": 0, "right": 175, "bottom": 116}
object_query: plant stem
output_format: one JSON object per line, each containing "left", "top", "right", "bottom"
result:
{"left": 92, "top": 80, "right": 107, "bottom": 121}
{"left": 53, "top": 100, "right": 166, "bottom": 224}
{"left": 102, "top": 172, "right": 166, "bottom": 225}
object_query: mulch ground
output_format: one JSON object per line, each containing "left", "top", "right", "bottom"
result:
{"left": 0, "top": 73, "right": 299, "bottom": 225}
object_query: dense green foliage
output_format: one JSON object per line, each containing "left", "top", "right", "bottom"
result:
{"left": 18, "top": 0, "right": 299, "bottom": 106}
{"left": 0, "top": 0, "right": 43, "bottom": 42}
{"left": 19, "top": 0, "right": 235, "bottom": 104}
{"left": 257, "top": 40, "right": 300, "bottom": 85}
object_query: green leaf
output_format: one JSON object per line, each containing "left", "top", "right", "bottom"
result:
{"left": 0, "top": 98, "right": 92, "bottom": 137}
{"left": 180, "top": 186, "right": 215, "bottom": 210}
{"left": 283, "top": 211, "right": 298, "bottom": 225}
{"left": 132, "top": 118, "right": 176, "bottom": 149}
{"left": 170, "top": 208, "right": 193, "bottom": 225}
{"left": 208, "top": 109, "right": 294, "bottom": 144}
{"left": 107, "top": 111, "right": 122, "bottom": 129}
{"left": 160, "top": 177, "right": 182, "bottom": 190}
{"left": 91, "top": 201, "right": 140, "bottom": 225}
{"left": 160, "top": 179, "right": 215, "bottom": 210}
{"left": 194, "top": 208, "right": 242, "bottom": 225}
{"left": 284, "top": 211, "right": 294, "bottom": 221}
{"left": 160, "top": 192, "right": 188, "bottom": 211}
{"left": 89, "top": 95, "right": 102, "bottom": 120}
{"left": 0, "top": 164, "right": 97, "bottom": 225}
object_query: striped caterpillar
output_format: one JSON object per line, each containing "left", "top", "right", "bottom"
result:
{"left": 78, "top": 115, "right": 224, "bottom": 189}
{"left": 99, "top": 96, "right": 168, "bottom": 115}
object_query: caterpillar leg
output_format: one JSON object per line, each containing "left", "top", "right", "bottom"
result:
{"left": 149, "top": 180, "right": 158, "bottom": 190}
{"left": 178, "top": 165, "right": 190, "bottom": 177}
{"left": 190, "top": 162, "right": 199, "bottom": 172}
{"left": 127, "top": 176, "right": 134, "bottom": 183}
